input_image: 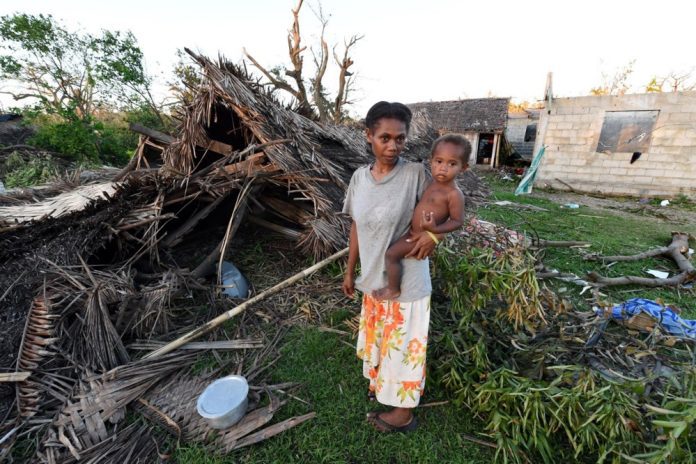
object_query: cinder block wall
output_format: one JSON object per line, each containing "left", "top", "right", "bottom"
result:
{"left": 535, "top": 92, "right": 696, "bottom": 198}
{"left": 506, "top": 117, "right": 535, "bottom": 159}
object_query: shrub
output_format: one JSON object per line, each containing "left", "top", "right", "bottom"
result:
{"left": 3, "top": 152, "right": 57, "bottom": 188}
{"left": 28, "top": 117, "right": 100, "bottom": 163}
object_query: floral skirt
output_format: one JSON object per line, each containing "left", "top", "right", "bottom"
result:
{"left": 356, "top": 293, "right": 431, "bottom": 408}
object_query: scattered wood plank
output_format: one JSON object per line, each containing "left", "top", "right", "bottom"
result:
{"left": 129, "top": 123, "right": 175, "bottom": 145}
{"left": 0, "top": 372, "right": 30, "bottom": 382}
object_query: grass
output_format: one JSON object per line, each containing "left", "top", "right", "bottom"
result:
{"left": 175, "top": 172, "right": 695, "bottom": 462}
{"left": 476, "top": 173, "right": 696, "bottom": 317}
{"left": 177, "top": 325, "right": 493, "bottom": 463}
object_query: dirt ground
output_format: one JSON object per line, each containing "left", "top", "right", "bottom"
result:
{"left": 529, "top": 189, "right": 696, "bottom": 228}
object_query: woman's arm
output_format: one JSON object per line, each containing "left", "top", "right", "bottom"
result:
{"left": 342, "top": 220, "right": 359, "bottom": 298}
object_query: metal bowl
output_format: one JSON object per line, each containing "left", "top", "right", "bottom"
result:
{"left": 196, "top": 375, "right": 249, "bottom": 429}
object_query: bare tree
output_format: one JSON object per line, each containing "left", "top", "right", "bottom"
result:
{"left": 590, "top": 59, "right": 636, "bottom": 96}
{"left": 645, "top": 69, "right": 696, "bottom": 93}
{"left": 244, "top": 0, "right": 362, "bottom": 123}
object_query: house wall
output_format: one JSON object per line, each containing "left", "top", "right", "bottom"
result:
{"left": 535, "top": 92, "right": 696, "bottom": 198}
{"left": 506, "top": 117, "right": 536, "bottom": 159}
{"left": 461, "top": 131, "right": 478, "bottom": 165}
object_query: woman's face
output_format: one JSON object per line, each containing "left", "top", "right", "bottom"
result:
{"left": 366, "top": 118, "right": 407, "bottom": 167}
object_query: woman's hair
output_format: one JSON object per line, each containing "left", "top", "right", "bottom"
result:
{"left": 365, "top": 101, "right": 412, "bottom": 132}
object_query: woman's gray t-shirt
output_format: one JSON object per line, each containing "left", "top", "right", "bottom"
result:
{"left": 342, "top": 158, "right": 432, "bottom": 302}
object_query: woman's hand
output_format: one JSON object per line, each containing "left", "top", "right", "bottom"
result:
{"left": 405, "top": 230, "right": 438, "bottom": 260}
{"left": 342, "top": 272, "right": 355, "bottom": 299}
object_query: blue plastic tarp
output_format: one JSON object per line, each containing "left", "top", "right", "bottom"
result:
{"left": 599, "top": 298, "right": 696, "bottom": 339}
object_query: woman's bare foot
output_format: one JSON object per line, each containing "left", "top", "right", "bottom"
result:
{"left": 372, "top": 286, "right": 401, "bottom": 301}
{"left": 367, "top": 407, "right": 415, "bottom": 432}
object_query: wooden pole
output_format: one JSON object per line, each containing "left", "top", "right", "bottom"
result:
{"left": 144, "top": 247, "right": 349, "bottom": 359}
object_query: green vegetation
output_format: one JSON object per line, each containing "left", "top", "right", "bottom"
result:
{"left": 2, "top": 151, "right": 56, "bottom": 187}
{"left": 177, "top": 326, "right": 493, "bottom": 463}
{"left": 0, "top": 13, "right": 173, "bottom": 170}
{"left": 174, "top": 174, "right": 695, "bottom": 463}
{"left": 476, "top": 174, "right": 696, "bottom": 316}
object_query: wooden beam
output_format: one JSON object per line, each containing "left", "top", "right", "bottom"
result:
{"left": 223, "top": 153, "right": 265, "bottom": 175}
{"left": 0, "top": 372, "right": 30, "bottom": 382}
{"left": 222, "top": 153, "right": 282, "bottom": 177}
{"left": 129, "top": 123, "right": 175, "bottom": 145}
{"left": 248, "top": 216, "right": 303, "bottom": 239}
{"left": 144, "top": 248, "right": 349, "bottom": 359}
{"left": 205, "top": 139, "right": 234, "bottom": 156}
{"left": 129, "top": 123, "right": 234, "bottom": 156}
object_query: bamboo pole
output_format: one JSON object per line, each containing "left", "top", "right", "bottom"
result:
{"left": 144, "top": 247, "right": 348, "bottom": 359}
{"left": 0, "top": 372, "right": 30, "bottom": 382}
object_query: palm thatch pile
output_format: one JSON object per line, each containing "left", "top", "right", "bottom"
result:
{"left": 0, "top": 47, "right": 494, "bottom": 461}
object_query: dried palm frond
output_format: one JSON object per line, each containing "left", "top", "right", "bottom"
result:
{"left": 143, "top": 373, "right": 313, "bottom": 453}
{"left": 16, "top": 294, "right": 58, "bottom": 419}
{"left": 130, "top": 270, "right": 183, "bottom": 338}
{"left": 44, "top": 261, "right": 133, "bottom": 373}
{"left": 37, "top": 352, "right": 198, "bottom": 461}
{"left": 0, "top": 182, "right": 119, "bottom": 225}
{"left": 38, "top": 420, "right": 161, "bottom": 464}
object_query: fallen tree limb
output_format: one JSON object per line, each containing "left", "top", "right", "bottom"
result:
{"left": 536, "top": 239, "right": 590, "bottom": 248}
{"left": 144, "top": 247, "right": 349, "bottom": 359}
{"left": 587, "top": 270, "right": 695, "bottom": 288}
{"left": 585, "top": 232, "right": 695, "bottom": 288}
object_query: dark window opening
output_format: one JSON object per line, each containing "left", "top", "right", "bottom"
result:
{"left": 524, "top": 124, "right": 537, "bottom": 142}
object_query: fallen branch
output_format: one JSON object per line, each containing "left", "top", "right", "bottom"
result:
{"left": 587, "top": 270, "right": 694, "bottom": 288}
{"left": 144, "top": 247, "right": 349, "bottom": 359}
{"left": 585, "top": 232, "right": 695, "bottom": 288}
{"left": 536, "top": 239, "right": 590, "bottom": 248}
{"left": 554, "top": 178, "right": 580, "bottom": 193}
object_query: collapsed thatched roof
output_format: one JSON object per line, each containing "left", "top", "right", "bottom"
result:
{"left": 407, "top": 98, "right": 510, "bottom": 134}
{"left": 154, "top": 50, "right": 379, "bottom": 256}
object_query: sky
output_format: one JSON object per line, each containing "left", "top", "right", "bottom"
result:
{"left": 2, "top": 0, "right": 695, "bottom": 117}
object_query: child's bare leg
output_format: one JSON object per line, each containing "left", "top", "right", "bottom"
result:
{"left": 372, "top": 236, "right": 416, "bottom": 300}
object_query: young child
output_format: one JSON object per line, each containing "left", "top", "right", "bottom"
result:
{"left": 372, "top": 134, "right": 470, "bottom": 301}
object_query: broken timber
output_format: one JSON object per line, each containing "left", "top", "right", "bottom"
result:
{"left": 145, "top": 247, "right": 348, "bottom": 359}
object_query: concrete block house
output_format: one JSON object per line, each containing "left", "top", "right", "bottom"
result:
{"left": 533, "top": 92, "right": 696, "bottom": 198}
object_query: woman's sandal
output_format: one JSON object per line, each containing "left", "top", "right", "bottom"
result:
{"left": 366, "top": 412, "right": 418, "bottom": 433}
{"left": 367, "top": 391, "right": 377, "bottom": 401}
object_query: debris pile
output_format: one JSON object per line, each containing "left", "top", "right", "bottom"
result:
{"left": 431, "top": 225, "right": 696, "bottom": 463}
{"left": 0, "top": 48, "right": 492, "bottom": 461}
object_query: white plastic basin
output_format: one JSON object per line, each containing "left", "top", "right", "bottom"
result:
{"left": 196, "top": 375, "right": 249, "bottom": 429}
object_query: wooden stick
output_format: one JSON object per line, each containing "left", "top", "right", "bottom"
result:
{"left": 460, "top": 433, "right": 498, "bottom": 449}
{"left": 144, "top": 247, "right": 348, "bottom": 359}
{"left": 0, "top": 372, "right": 30, "bottom": 382}
{"left": 129, "top": 123, "right": 175, "bottom": 145}
{"left": 161, "top": 194, "right": 229, "bottom": 248}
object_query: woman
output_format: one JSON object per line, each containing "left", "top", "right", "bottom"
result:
{"left": 342, "top": 101, "right": 439, "bottom": 432}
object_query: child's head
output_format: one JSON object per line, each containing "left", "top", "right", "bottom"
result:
{"left": 430, "top": 134, "right": 471, "bottom": 183}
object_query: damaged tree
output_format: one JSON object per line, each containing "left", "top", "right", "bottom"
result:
{"left": 243, "top": 0, "right": 362, "bottom": 123}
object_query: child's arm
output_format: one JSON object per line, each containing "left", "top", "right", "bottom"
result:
{"left": 342, "top": 220, "right": 359, "bottom": 298}
{"left": 422, "top": 189, "right": 465, "bottom": 234}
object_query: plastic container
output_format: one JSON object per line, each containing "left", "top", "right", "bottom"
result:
{"left": 196, "top": 375, "right": 249, "bottom": 429}
{"left": 220, "top": 261, "right": 249, "bottom": 298}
